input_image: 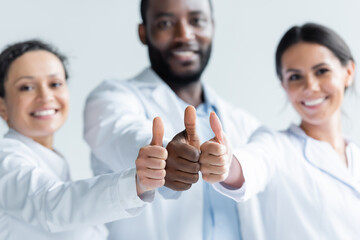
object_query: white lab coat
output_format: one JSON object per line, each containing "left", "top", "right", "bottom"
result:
{"left": 84, "top": 68, "right": 264, "bottom": 240}
{"left": 0, "top": 129, "right": 147, "bottom": 240}
{"left": 214, "top": 124, "right": 360, "bottom": 239}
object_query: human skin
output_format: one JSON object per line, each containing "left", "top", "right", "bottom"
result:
{"left": 138, "top": 0, "right": 214, "bottom": 191}
{"left": 0, "top": 50, "right": 167, "bottom": 197}
{"left": 200, "top": 42, "right": 355, "bottom": 187}
{"left": 0, "top": 50, "right": 69, "bottom": 149}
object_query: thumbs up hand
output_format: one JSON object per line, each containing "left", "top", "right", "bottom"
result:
{"left": 184, "top": 105, "right": 200, "bottom": 149}
{"left": 136, "top": 117, "right": 168, "bottom": 196}
{"left": 200, "top": 112, "right": 233, "bottom": 183}
{"left": 165, "top": 106, "right": 201, "bottom": 191}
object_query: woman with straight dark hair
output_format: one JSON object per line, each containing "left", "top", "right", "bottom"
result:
{"left": 0, "top": 40, "right": 167, "bottom": 239}
{"left": 199, "top": 23, "right": 360, "bottom": 239}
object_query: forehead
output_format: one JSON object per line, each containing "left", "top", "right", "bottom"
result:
{"left": 7, "top": 50, "right": 65, "bottom": 78}
{"left": 147, "top": 0, "right": 212, "bottom": 17}
{"left": 281, "top": 42, "right": 339, "bottom": 68}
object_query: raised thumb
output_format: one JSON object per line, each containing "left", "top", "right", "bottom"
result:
{"left": 150, "top": 116, "right": 164, "bottom": 146}
{"left": 209, "top": 112, "right": 224, "bottom": 144}
{"left": 184, "top": 105, "right": 200, "bottom": 149}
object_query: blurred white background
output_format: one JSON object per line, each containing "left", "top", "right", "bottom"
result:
{"left": 1, "top": 0, "right": 360, "bottom": 179}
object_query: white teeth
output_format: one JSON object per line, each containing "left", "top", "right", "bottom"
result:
{"left": 304, "top": 98, "right": 325, "bottom": 106}
{"left": 33, "top": 109, "right": 56, "bottom": 117}
{"left": 173, "top": 51, "right": 194, "bottom": 57}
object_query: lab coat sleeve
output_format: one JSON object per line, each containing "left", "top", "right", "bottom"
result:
{"left": 84, "top": 81, "right": 170, "bottom": 174}
{"left": 213, "top": 127, "right": 280, "bottom": 202}
{"left": 0, "top": 148, "right": 147, "bottom": 233}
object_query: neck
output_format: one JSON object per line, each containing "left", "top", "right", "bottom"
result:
{"left": 300, "top": 111, "right": 347, "bottom": 166}
{"left": 170, "top": 81, "right": 204, "bottom": 107}
{"left": 32, "top": 135, "right": 54, "bottom": 150}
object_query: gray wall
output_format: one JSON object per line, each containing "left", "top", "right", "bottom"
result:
{"left": 1, "top": 0, "right": 360, "bottom": 179}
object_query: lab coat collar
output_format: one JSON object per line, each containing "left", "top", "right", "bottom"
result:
{"left": 288, "top": 124, "right": 360, "bottom": 197}
{"left": 135, "top": 67, "right": 217, "bottom": 106}
{"left": 135, "top": 67, "right": 164, "bottom": 86}
{"left": 5, "top": 128, "right": 69, "bottom": 179}
{"left": 134, "top": 68, "right": 219, "bottom": 133}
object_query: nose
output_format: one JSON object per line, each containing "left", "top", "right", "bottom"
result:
{"left": 174, "top": 20, "right": 195, "bottom": 42}
{"left": 304, "top": 75, "right": 320, "bottom": 92}
{"left": 36, "top": 84, "right": 53, "bottom": 103}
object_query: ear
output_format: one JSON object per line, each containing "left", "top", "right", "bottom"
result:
{"left": 345, "top": 60, "right": 355, "bottom": 88}
{"left": 0, "top": 98, "right": 8, "bottom": 122}
{"left": 138, "top": 24, "right": 147, "bottom": 45}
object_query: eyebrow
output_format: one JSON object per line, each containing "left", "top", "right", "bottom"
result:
{"left": 189, "top": 11, "right": 206, "bottom": 16}
{"left": 13, "top": 74, "right": 63, "bottom": 84}
{"left": 285, "top": 63, "right": 329, "bottom": 73}
{"left": 312, "top": 63, "right": 328, "bottom": 69}
{"left": 154, "top": 10, "right": 206, "bottom": 19}
{"left": 13, "top": 76, "right": 35, "bottom": 83}
{"left": 285, "top": 68, "right": 301, "bottom": 73}
{"left": 154, "top": 12, "right": 174, "bottom": 19}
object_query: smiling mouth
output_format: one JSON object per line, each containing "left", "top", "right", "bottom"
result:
{"left": 31, "top": 109, "right": 57, "bottom": 117}
{"left": 302, "top": 97, "right": 327, "bottom": 107}
{"left": 172, "top": 50, "right": 196, "bottom": 57}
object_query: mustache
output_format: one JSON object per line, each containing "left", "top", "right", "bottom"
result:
{"left": 169, "top": 42, "right": 200, "bottom": 53}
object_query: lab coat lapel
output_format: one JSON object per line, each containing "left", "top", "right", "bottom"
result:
{"left": 203, "top": 86, "right": 233, "bottom": 142}
{"left": 5, "top": 129, "right": 68, "bottom": 180}
{"left": 290, "top": 125, "right": 360, "bottom": 197}
{"left": 136, "top": 68, "right": 188, "bottom": 133}
{"left": 152, "top": 85, "right": 185, "bottom": 132}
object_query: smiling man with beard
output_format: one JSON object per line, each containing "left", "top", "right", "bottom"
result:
{"left": 84, "top": 0, "right": 263, "bottom": 239}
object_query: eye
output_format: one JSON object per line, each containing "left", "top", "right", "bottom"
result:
{"left": 157, "top": 20, "right": 173, "bottom": 29}
{"left": 315, "top": 68, "right": 329, "bottom": 76}
{"left": 288, "top": 74, "right": 302, "bottom": 81}
{"left": 19, "top": 85, "right": 34, "bottom": 91}
{"left": 190, "top": 17, "right": 207, "bottom": 27}
{"left": 50, "top": 82, "right": 63, "bottom": 88}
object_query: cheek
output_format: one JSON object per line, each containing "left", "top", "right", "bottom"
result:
{"left": 5, "top": 95, "right": 29, "bottom": 117}
{"left": 59, "top": 91, "right": 69, "bottom": 111}
{"left": 326, "top": 78, "right": 346, "bottom": 96}
{"left": 197, "top": 28, "right": 213, "bottom": 44}
{"left": 284, "top": 87, "right": 298, "bottom": 102}
{"left": 148, "top": 29, "right": 172, "bottom": 49}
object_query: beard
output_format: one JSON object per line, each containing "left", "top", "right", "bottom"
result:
{"left": 147, "top": 38, "right": 212, "bottom": 88}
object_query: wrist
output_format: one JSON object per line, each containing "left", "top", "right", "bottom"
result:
{"left": 136, "top": 174, "right": 146, "bottom": 196}
{"left": 222, "top": 154, "right": 244, "bottom": 189}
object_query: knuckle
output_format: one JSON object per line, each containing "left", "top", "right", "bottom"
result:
{"left": 219, "top": 166, "right": 227, "bottom": 174}
{"left": 156, "top": 169, "right": 166, "bottom": 179}
{"left": 199, "top": 155, "right": 206, "bottom": 164}
{"left": 193, "top": 163, "right": 200, "bottom": 172}
{"left": 200, "top": 142, "right": 209, "bottom": 152}
{"left": 180, "top": 183, "right": 192, "bottom": 191}
{"left": 156, "top": 179, "right": 165, "bottom": 188}
{"left": 162, "top": 148, "right": 168, "bottom": 159}
{"left": 218, "top": 157, "right": 226, "bottom": 166}
{"left": 166, "top": 141, "right": 178, "bottom": 152}
{"left": 200, "top": 165, "right": 209, "bottom": 174}
{"left": 191, "top": 149, "right": 200, "bottom": 160}
{"left": 159, "top": 160, "right": 166, "bottom": 169}
{"left": 191, "top": 173, "right": 199, "bottom": 183}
